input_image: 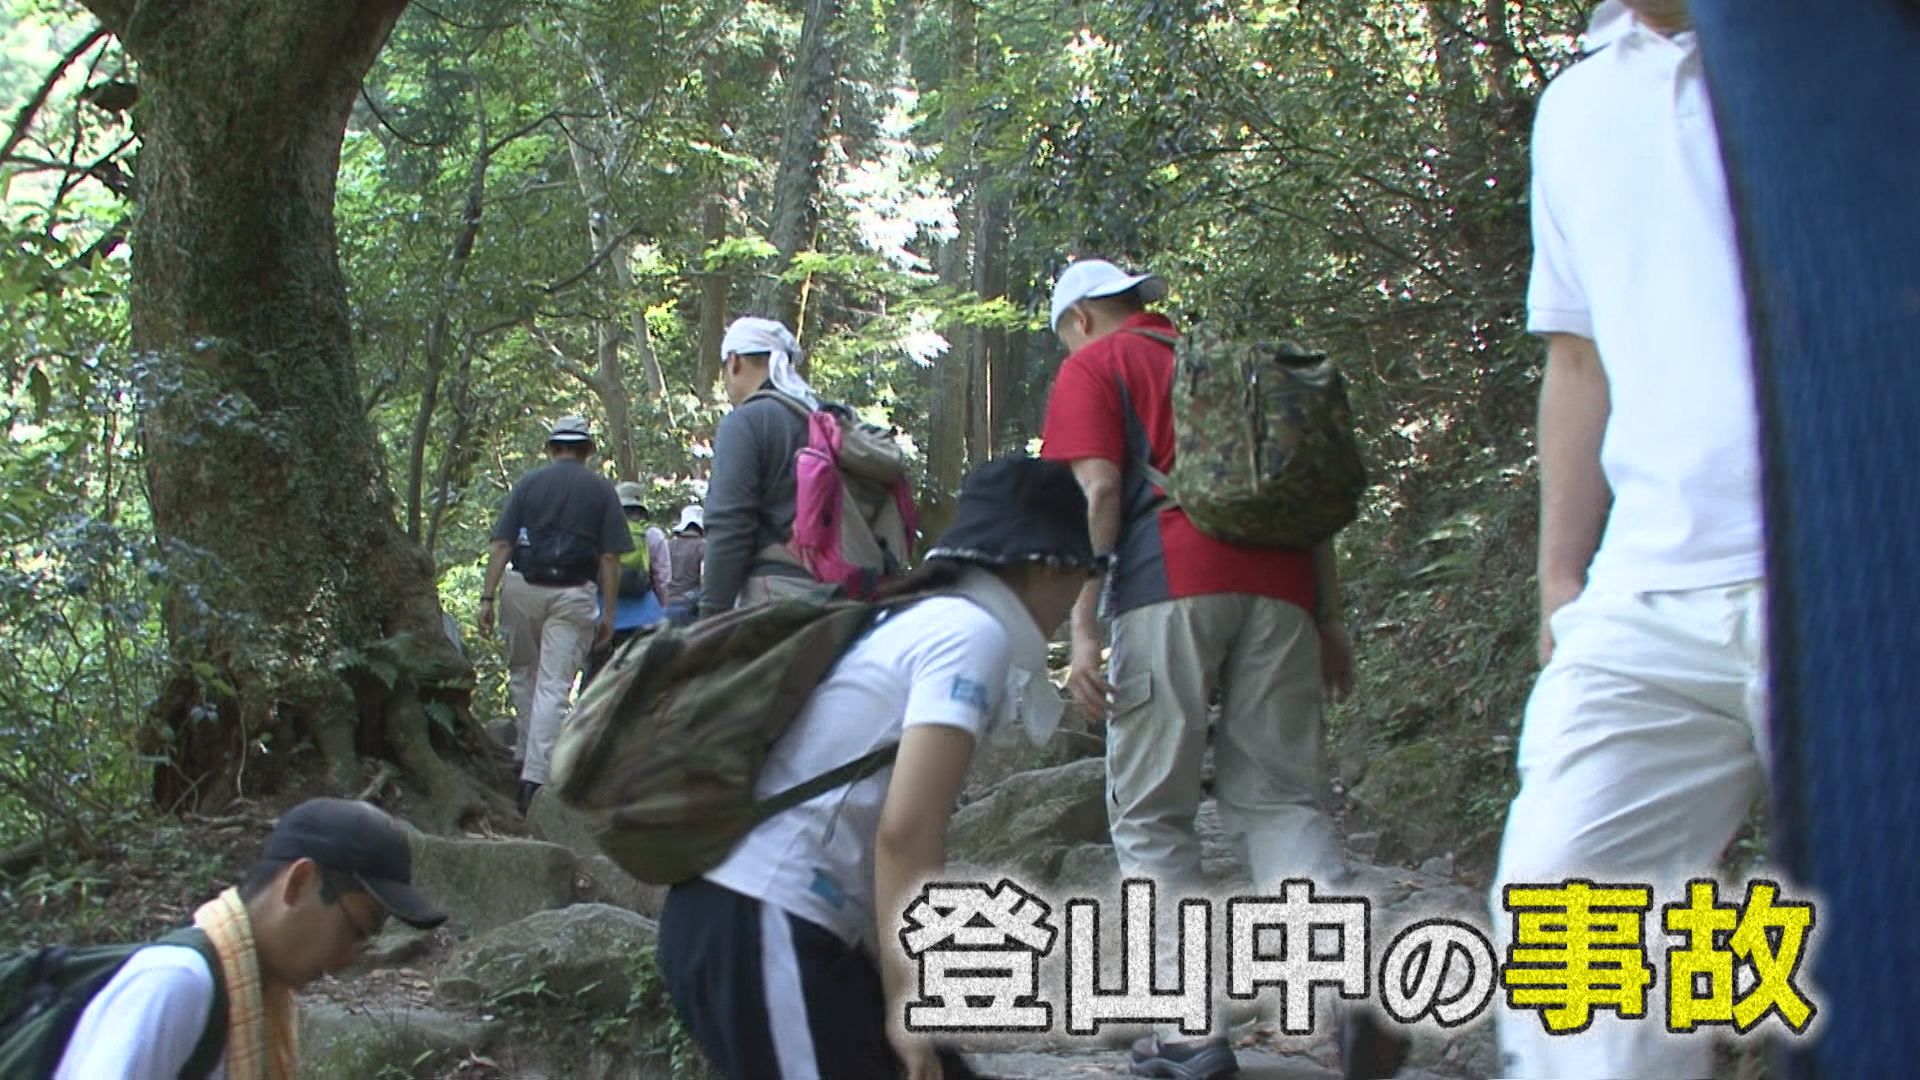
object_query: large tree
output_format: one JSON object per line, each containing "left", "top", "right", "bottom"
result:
{"left": 81, "top": 0, "right": 506, "bottom": 825}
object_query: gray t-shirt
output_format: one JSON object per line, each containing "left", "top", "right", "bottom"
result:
{"left": 490, "top": 459, "right": 632, "bottom": 583}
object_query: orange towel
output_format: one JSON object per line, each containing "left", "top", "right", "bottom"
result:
{"left": 193, "top": 887, "right": 298, "bottom": 1080}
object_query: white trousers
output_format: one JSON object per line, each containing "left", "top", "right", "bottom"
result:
{"left": 500, "top": 571, "right": 596, "bottom": 785}
{"left": 1492, "top": 581, "right": 1769, "bottom": 1079}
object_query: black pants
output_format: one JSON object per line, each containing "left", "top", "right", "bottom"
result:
{"left": 658, "top": 878, "right": 981, "bottom": 1080}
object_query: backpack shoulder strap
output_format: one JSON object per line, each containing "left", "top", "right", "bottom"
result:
{"left": 152, "top": 928, "right": 227, "bottom": 1080}
{"left": 1121, "top": 326, "right": 1178, "bottom": 349}
{"left": 747, "top": 590, "right": 953, "bottom": 821}
{"left": 745, "top": 388, "right": 813, "bottom": 422}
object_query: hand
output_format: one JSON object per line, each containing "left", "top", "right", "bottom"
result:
{"left": 1538, "top": 576, "right": 1584, "bottom": 666}
{"left": 1065, "top": 631, "right": 1114, "bottom": 724}
{"left": 888, "top": 1024, "right": 944, "bottom": 1080}
{"left": 477, "top": 599, "right": 495, "bottom": 638}
{"left": 594, "top": 615, "right": 614, "bottom": 651}
{"left": 1319, "top": 621, "right": 1356, "bottom": 703}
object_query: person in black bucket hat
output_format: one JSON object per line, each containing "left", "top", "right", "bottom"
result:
{"left": 924, "top": 454, "right": 1111, "bottom": 574}
{"left": 655, "top": 455, "right": 1102, "bottom": 1080}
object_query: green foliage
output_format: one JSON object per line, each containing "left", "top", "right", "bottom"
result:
{"left": 2, "top": 0, "right": 1605, "bottom": 869}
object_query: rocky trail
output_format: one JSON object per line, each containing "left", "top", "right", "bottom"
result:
{"left": 294, "top": 723, "right": 1500, "bottom": 1079}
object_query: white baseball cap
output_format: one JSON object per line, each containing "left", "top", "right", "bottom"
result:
{"left": 675, "top": 504, "right": 705, "bottom": 534}
{"left": 1048, "top": 259, "right": 1168, "bottom": 332}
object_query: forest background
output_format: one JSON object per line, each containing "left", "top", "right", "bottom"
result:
{"left": 0, "top": 0, "right": 1596, "bottom": 884}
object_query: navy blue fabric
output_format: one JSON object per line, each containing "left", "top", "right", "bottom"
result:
{"left": 1695, "top": 2, "right": 1920, "bottom": 1072}
{"left": 658, "top": 879, "right": 983, "bottom": 1080}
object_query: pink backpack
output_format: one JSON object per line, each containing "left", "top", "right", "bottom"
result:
{"left": 757, "top": 393, "right": 917, "bottom": 598}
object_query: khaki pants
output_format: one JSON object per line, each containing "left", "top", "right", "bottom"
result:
{"left": 1492, "top": 582, "right": 1769, "bottom": 1079}
{"left": 1108, "top": 594, "right": 1344, "bottom": 1037}
{"left": 736, "top": 569, "right": 819, "bottom": 608}
{"left": 500, "top": 571, "right": 597, "bottom": 785}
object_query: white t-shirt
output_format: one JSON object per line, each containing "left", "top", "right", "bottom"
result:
{"left": 54, "top": 945, "right": 227, "bottom": 1080}
{"left": 1527, "top": 17, "right": 1765, "bottom": 594}
{"left": 704, "top": 594, "right": 1012, "bottom": 946}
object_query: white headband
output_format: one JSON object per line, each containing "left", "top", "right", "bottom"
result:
{"left": 721, "top": 317, "right": 818, "bottom": 409}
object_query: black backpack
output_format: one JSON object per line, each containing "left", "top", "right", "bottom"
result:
{"left": 512, "top": 525, "right": 601, "bottom": 587}
{"left": 0, "top": 927, "right": 227, "bottom": 1078}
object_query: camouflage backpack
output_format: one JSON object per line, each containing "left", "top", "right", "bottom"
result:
{"left": 1128, "top": 325, "right": 1366, "bottom": 549}
{"left": 548, "top": 588, "right": 932, "bottom": 885}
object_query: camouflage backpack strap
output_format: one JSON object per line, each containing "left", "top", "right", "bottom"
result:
{"left": 1116, "top": 327, "right": 1181, "bottom": 513}
{"left": 745, "top": 589, "right": 944, "bottom": 822}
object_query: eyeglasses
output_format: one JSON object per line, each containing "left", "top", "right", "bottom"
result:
{"left": 319, "top": 868, "right": 383, "bottom": 944}
{"left": 338, "top": 898, "right": 378, "bottom": 945}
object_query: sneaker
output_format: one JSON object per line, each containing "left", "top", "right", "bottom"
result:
{"left": 516, "top": 780, "right": 542, "bottom": 816}
{"left": 1128, "top": 1035, "right": 1238, "bottom": 1080}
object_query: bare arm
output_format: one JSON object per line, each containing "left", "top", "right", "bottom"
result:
{"left": 477, "top": 539, "right": 512, "bottom": 636}
{"left": 1060, "top": 458, "right": 1122, "bottom": 718}
{"left": 596, "top": 553, "right": 619, "bottom": 648}
{"left": 875, "top": 724, "right": 977, "bottom": 1080}
{"left": 1536, "top": 332, "right": 1612, "bottom": 662}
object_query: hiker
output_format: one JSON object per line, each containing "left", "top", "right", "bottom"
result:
{"left": 663, "top": 503, "right": 705, "bottom": 624}
{"left": 698, "top": 317, "right": 818, "bottom": 618}
{"left": 49, "top": 798, "right": 446, "bottom": 1078}
{"left": 656, "top": 456, "right": 1100, "bottom": 1080}
{"left": 581, "top": 484, "right": 673, "bottom": 687}
{"left": 1039, "top": 259, "right": 1357, "bottom": 1080}
{"left": 1490, "top": 3, "right": 1773, "bottom": 1076}
{"left": 478, "top": 415, "right": 630, "bottom": 815}
{"left": 616, "top": 482, "right": 674, "bottom": 608}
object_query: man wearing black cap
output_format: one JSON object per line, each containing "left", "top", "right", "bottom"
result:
{"left": 53, "top": 799, "right": 446, "bottom": 1078}
{"left": 479, "top": 415, "right": 632, "bottom": 814}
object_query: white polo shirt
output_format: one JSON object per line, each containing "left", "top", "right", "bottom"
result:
{"left": 703, "top": 593, "right": 1013, "bottom": 946}
{"left": 1527, "top": 17, "right": 1765, "bottom": 595}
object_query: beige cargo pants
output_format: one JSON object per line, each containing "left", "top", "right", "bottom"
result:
{"left": 1107, "top": 593, "right": 1346, "bottom": 1038}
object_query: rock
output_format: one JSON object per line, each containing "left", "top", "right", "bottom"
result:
{"left": 964, "top": 709, "right": 1106, "bottom": 802}
{"left": 528, "top": 793, "right": 603, "bottom": 860}
{"left": 1196, "top": 801, "right": 1254, "bottom": 889}
{"left": 950, "top": 758, "right": 1109, "bottom": 874}
{"left": 299, "top": 1000, "right": 500, "bottom": 1080}
{"left": 1054, "top": 843, "right": 1120, "bottom": 893}
{"left": 356, "top": 923, "right": 436, "bottom": 969}
{"left": 1418, "top": 852, "right": 1455, "bottom": 880}
{"left": 408, "top": 833, "right": 576, "bottom": 934}
{"left": 968, "top": 1047, "right": 1340, "bottom": 1079}
{"left": 437, "top": 902, "right": 658, "bottom": 1013}
{"left": 1381, "top": 884, "right": 1486, "bottom": 929}
{"left": 1346, "top": 830, "right": 1382, "bottom": 862}
{"left": 1344, "top": 742, "right": 1464, "bottom": 865}
{"left": 577, "top": 853, "right": 668, "bottom": 918}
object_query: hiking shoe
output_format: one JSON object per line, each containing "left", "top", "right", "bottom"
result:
{"left": 516, "top": 780, "right": 542, "bottom": 816}
{"left": 1128, "top": 1035, "right": 1238, "bottom": 1080}
{"left": 1338, "top": 1010, "right": 1410, "bottom": 1079}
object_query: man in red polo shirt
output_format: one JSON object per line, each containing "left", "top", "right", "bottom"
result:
{"left": 1041, "top": 259, "right": 1354, "bottom": 1078}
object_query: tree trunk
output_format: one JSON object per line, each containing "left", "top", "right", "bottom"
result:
{"left": 406, "top": 91, "right": 490, "bottom": 540}
{"left": 968, "top": 188, "right": 1007, "bottom": 460}
{"left": 85, "top": 0, "right": 508, "bottom": 827}
{"left": 695, "top": 196, "right": 730, "bottom": 403}
{"left": 753, "top": 0, "right": 841, "bottom": 325}
{"left": 923, "top": 0, "right": 978, "bottom": 540}
{"left": 564, "top": 133, "right": 642, "bottom": 481}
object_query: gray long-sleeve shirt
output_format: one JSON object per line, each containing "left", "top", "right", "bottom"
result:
{"left": 699, "top": 388, "right": 808, "bottom": 616}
